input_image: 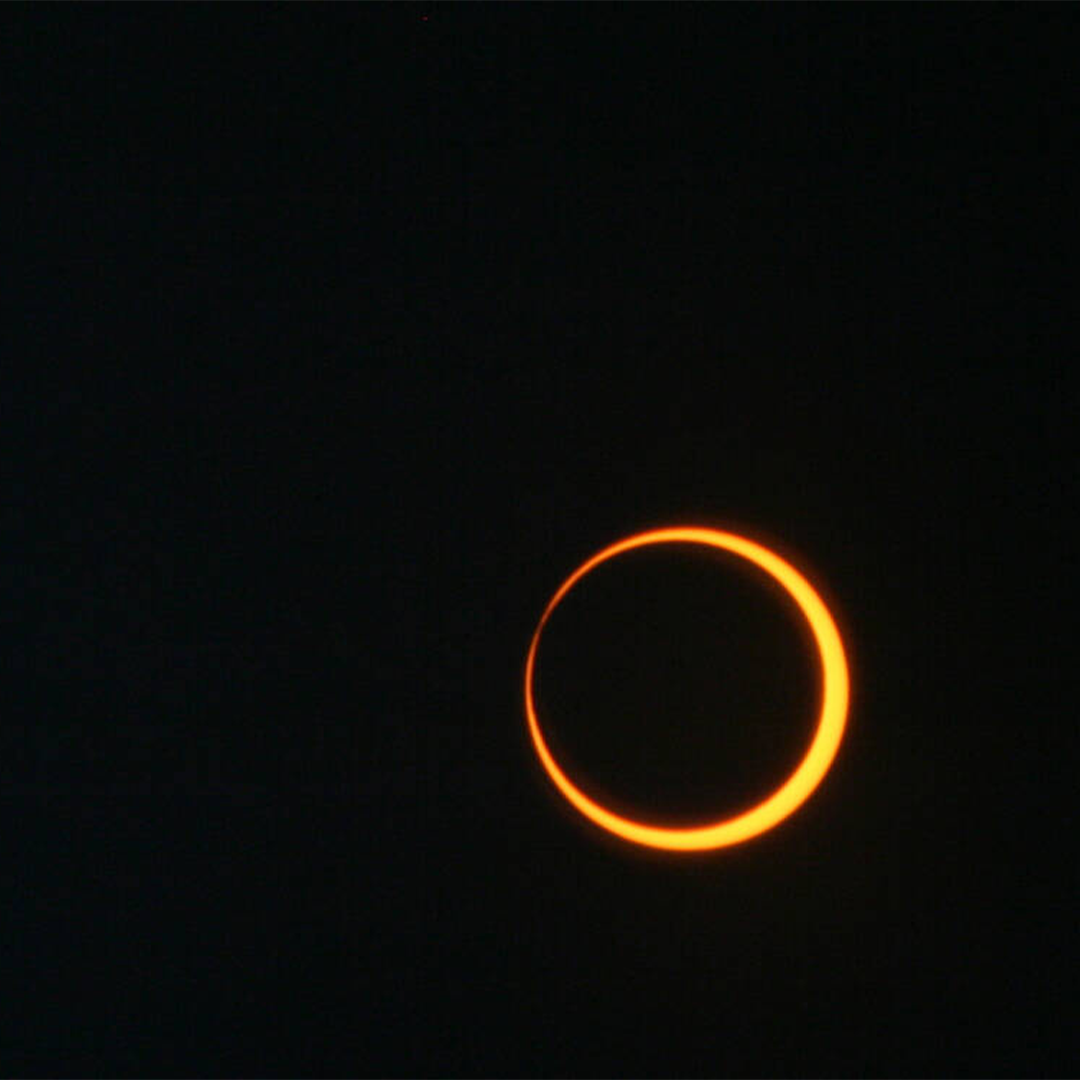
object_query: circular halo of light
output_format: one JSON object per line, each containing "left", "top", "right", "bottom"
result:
{"left": 524, "top": 527, "right": 850, "bottom": 852}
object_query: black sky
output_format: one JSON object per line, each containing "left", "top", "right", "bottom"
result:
{"left": 5, "top": 6, "right": 1078, "bottom": 1077}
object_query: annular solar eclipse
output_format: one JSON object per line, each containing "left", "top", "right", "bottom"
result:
{"left": 524, "top": 527, "right": 850, "bottom": 851}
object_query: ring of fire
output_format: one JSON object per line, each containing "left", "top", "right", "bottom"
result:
{"left": 524, "top": 527, "right": 850, "bottom": 851}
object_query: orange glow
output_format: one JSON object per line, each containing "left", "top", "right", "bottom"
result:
{"left": 524, "top": 527, "right": 849, "bottom": 851}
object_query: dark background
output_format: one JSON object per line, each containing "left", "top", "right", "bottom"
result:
{"left": 5, "top": 6, "right": 1077, "bottom": 1076}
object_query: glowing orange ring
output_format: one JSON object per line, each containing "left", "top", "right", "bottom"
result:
{"left": 524, "top": 527, "right": 849, "bottom": 851}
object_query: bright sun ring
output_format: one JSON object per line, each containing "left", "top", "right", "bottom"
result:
{"left": 523, "top": 526, "right": 850, "bottom": 851}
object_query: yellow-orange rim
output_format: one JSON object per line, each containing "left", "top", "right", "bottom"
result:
{"left": 524, "top": 527, "right": 850, "bottom": 851}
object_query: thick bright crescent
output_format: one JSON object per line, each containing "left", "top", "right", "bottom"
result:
{"left": 523, "top": 527, "right": 850, "bottom": 851}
